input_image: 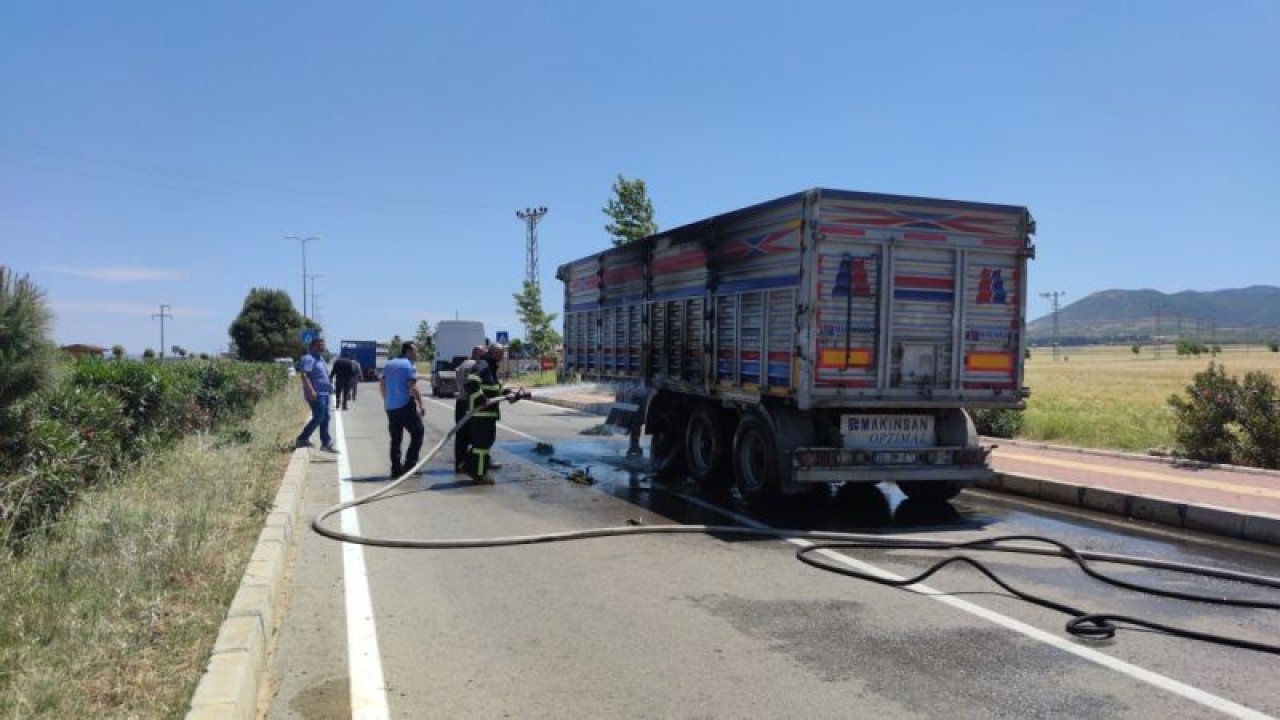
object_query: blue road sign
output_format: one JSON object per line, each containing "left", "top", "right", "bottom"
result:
{"left": 301, "top": 328, "right": 318, "bottom": 344}
{"left": 495, "top": 330, "right": 509, "bottom": 344}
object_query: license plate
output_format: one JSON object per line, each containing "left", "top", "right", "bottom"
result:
{"left": 873, "top": 451, "right": 920, "bottom": 465}
{"left": 842, "top": 414, "right": 934, "bottom": 449}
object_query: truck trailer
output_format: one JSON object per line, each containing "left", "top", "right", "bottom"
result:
{"left": 339, "top": 340, "right": 378, "bottom": 382}
{"left": 557, "top": 188, "right": 1034, "bottom": 503}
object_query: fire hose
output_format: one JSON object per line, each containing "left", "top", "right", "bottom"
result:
{"left": 311, "top": 391, "right": 1280, "bottom": 655}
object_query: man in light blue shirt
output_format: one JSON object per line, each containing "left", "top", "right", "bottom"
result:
{"left": 380, "top": 341, "right": 425, "bottom": 477}
{"left": 295, "top": 336, "right": 338, "bottom": 452}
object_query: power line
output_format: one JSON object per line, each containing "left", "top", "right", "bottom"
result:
{"left": 1039, "top": 291, "right": 1066, "bottom": 360}
{"left": 0, "top": 140, "right": 504, "bottom": 211}
{"left": 152, "top": 304, "right": 173, "bottom": 359}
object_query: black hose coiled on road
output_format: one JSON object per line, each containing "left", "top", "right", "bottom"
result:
{"left": 312, "top": 393, "right": 1280, "bottom": 655}
{"left": 797, "top": 535, "right": 1280, "bottom": 654}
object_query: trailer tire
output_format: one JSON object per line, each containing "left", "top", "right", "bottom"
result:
{"left": 733, "top": 414, "right": 781, "bottom": 503}
{"left": 898, "top": 480, "right": 964, "bottom": 503}
{"left": 685, "top": 404, "right": 732, "bottom": 488}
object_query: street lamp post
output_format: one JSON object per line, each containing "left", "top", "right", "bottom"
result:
{"left": 308, "top": 273, "right": 324, "bottom": 327}
{"left": 286, "top": 236, "right": 320, "bottom": 319}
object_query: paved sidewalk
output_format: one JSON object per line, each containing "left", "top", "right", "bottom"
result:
{"left": 984, "top": 440, "right": 1280, "bottom": 545}
{"left": 524, "top": 385, "right": 1280, "bottom": 547}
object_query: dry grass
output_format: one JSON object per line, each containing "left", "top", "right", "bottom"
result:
{"left": 1022, "top": 344, "right": 1280, "bottom": 451}
{"left": 0, "top": 389, "right": 300, "bottom": 719}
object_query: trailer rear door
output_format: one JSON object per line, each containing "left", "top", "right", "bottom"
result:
{"left": 807, "top": 192, "right": 1030, "bottom": 407}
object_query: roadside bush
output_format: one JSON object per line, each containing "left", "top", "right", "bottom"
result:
{"left": 1235, "top": 371, "right": 1280, "bottom": 469}
{"left": 1167, "top": 362, "right": 1238, "bottom": 463}
{"left": 0, "top": 384, "right": 127, "bottom": 547}
{"left": 970, "top": 408, "right": 1025, "bottom": 438}
{"left": 0, "top": 266, "right": 59, "bottom": 447}
{"left": 0, "top": 357, "right": 287, "bottom": 550}
{"left": 71, "top": 358, "right": 192, "bottom": 454}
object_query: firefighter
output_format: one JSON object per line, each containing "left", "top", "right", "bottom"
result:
{"left": 460, "top": 347, "right": 500, "bottom": 483}
{"left": 453, "top": 345, "right": 487, "bottom": 474}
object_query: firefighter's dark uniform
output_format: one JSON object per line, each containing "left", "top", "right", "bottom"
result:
{"left": 460, "top": 360, "right": 502, "bottom": 481}
{"left": 453, "top": 358, "right": 478, "bottom": 472}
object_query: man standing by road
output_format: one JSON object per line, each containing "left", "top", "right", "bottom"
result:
{"left": 349, "top": 357, "right": 362, "bottom": 401}
{"left": 296, "top": 337, "right": 338, "bottom": 453}
{"left": 380, "top": 340, "right": 425, "bottom": 478}
{"left": 330, "top": 352, "right": 357, "bottom": 410}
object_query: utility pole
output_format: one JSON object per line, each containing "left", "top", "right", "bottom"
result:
{"left": 516, "top": 207, "right": 548, "bottom": 290}
{"left": 286, "top": 235, "right": 320, "bottom": 320}
{"left": 308, "top": 273, "right": 324, "bottom": 328}
{"left": 1153, "top": 302, "right": 1163, "bottom": 359}
{"left": 1039, "top": 291, "right": 1065, "bottom": 360}
{"left": 152, "top": 304, "right": 173, "bottom": 359}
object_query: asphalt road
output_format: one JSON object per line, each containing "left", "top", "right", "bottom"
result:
{"left": 265, "top": 384, "right": 1280, "bottom": 719}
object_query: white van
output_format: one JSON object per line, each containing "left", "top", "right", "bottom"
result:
{"left": 431, "top": 320, "right": 486, "bottom": 397}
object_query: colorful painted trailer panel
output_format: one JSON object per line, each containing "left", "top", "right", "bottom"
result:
{"left": 557, "top": 188, "right": 1032, "bottom": 410}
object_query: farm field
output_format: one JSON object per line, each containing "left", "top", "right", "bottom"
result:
{"left": 1020, "top": 344, "right": 1280, "bottom": 452}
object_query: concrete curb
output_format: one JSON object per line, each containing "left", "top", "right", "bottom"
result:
{"left": 978, "top": 471, "right": 1280, "bottom": 547}
{"left": 186, "top": 449, "right": 310, "bottom": 720}
{"left": 986, "top": 436, "right": 1280, "bottom": 479}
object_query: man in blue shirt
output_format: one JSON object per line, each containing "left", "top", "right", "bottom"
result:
{"left": 380, "top": 340, "right": 426, "bottom": 478}
{"left": 295, "top": 336, "right": 338, "bottom": 453}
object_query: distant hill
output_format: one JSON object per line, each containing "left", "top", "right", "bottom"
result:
{"left": 1027, "top": 286, "right": 1280, "bottom": 344}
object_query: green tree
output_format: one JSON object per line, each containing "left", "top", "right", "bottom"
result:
{"left": 414, "top": 320, "right": 435, "bottom": 360}
{"left": 143, "top": 348, "right": 156, "bottom": 360}
{"left": 228, "top": 288, "right": 312, "bottom": 362}
{"left": 513, "top": 280, "right": 561, "bottom": 355}
{"left": 111, "top": 344, "right": 125, "bottom": 360}
{"left": 1131, "top": 344, "right": 1140, "bottom": 356}
{"left": 388, "top": 334, "right": 403, "bottom": 359}
{"left": 603, "top": 174, "right": 657, "bottom": 247}
{"left": 0, "top": 266, "right": 58, "bottom": 433}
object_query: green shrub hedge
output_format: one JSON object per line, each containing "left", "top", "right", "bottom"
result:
{"left": 0, "top": 358, "right": 287, "bottom": 550}
{"left": 970, "top": 407, "right": 1025, "bottom": 439}
{"left": 1168, "top": 362, "right": 1280, "bottom": 469}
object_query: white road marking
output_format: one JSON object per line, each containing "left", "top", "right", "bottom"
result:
{"left": 676, "top": 493, "right": 1275, "bottom": 720}
{"left": 334, "top": 410, "right": 391, "bottom": 720}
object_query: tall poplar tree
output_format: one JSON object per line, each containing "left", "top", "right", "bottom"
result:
{"left": 603, "top": 175, "right": 658, "bottom": 247}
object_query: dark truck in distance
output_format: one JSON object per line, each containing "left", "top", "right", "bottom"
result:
{"left": 557, "top": 188, "right": 1035, "bottom": 503}
{"left": 339, "top": 340, "right": 378, "bottom": 381}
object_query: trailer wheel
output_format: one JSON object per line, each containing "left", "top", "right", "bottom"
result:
{"left": 733, "top": 414, "right": 780, "bottom": 503}
{"left": 898, "top": 480, "right": 963, "bottom": 503}
{"left": 685, "top": 404, "right": 731, "bottom": 488}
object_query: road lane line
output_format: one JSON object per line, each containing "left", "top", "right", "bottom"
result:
{"left": 334, "top": 410, "right": 391, "bottom": 720}
{"left": 674, "top": 493, "right": 1275, "bottom": 720}
{"left": 996, "top": 451, "right": 1280, "bottom": 500}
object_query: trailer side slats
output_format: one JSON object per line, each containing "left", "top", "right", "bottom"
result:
{"left": 557, "top": 189, "right": 1030, "bottom": 408}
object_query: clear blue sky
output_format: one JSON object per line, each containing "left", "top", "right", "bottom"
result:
{"left": 2, "top": 1, "right": 1277, "bottom": 355}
